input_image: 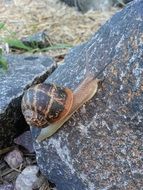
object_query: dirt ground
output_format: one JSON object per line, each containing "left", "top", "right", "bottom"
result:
{"left": 0, "top": 0, "right": 120, "bottom": 189}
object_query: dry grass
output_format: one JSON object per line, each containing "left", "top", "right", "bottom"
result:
{"left": 0, "top": 0, "right": 119, "bottom": 57}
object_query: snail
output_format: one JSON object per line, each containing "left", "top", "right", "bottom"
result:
{"left": 21, "top": 75, "right": 100, "bottom": 142}
{"left": 21, "top": 51, "right": 101, "bottom": 142}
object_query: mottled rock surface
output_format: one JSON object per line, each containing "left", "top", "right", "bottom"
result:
{"left": 15, "top": 165, "right": 39, "bottom": 190}
{"left": 32, "top": 1, "right": 143, "bottom": 190}
{"left": 14, "top": 131, "right": 34, "bottom": 153}
{"left": 0, "top": 54, "right": 56, "bottom": 149}
{"left": 0, "top": 183, "right": 14, "bottom": 190}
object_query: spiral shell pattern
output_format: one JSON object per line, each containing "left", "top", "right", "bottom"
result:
{"left": 21, "top": 83, "right": 73, "bottom": 128}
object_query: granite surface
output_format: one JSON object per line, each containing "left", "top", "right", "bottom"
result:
{"left": 0, "top": 54, "right": 56, "bottom": 149}
{"left": 32, "top": 1, "right": 143, "bottom": 189}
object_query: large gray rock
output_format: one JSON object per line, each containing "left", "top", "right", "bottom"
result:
{"left": 60, "top": 0, "right": 113, "bottom": 12}
{"left": 60, "top": 0, "right": 133, "bottom": 12}
{"left": 32, "top": 0, "right": 143, "bottom": 189}
{"left": 0, "top": 54, "right": 56, "bottom": 150}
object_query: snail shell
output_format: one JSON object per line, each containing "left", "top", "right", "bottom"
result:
{"left": 21, "top": 83, "right": 73, "bottom": 128}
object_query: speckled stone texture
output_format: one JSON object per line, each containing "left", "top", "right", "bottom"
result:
{"left": 0, "top": 54, "right": 56, "bottom": 149}
{"left": 32, "top": 1, "right": 143, "bottom": 189}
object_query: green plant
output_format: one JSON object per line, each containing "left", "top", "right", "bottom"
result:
{"left": 0, "top": 48, "right": 8, "bottom": 70}
{"left": 0, "top": 22, "right": 33, "bottom": 51}
{"left": 0, "top": 22, "right": 72, "bottom": 70}
{"left": 0, "top": 55, "right": 8, "bottom": 70}
{"left": 0, "top": 22, "right": 72, "bottom": 51}
{"left": 6, "top": 38, "right": 33, "bottom": 51}
{"left": 30, "top": 43, "right": 73, "bottom": 53}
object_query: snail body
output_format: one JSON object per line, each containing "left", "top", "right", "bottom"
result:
{"left": 21, "top": 75, "right": 100, "bottom": 142}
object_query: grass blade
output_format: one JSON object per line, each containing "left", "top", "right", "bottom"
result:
{"left": 40, "top": 43, "right": 73, "bottom": 51}
{"left": 5, "top": 38, "right": 32, "bottom": 51}
{"left": 0, "top": 56, "right": 8, "bottom": 70}
{"left": 0, "top": 22, "right": 5, "bottom": 30}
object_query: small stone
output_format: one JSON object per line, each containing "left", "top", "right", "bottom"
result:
{"left": 4, "top": 149, "right": 23, "bottom": 169}
{"left": 21, "top": 31, "right": 50, "bottom": 49}
{"left": 0, "top": 184, "right": 14, "bottom": 190}
{"left": 14, "top": 131, "right": 34, "bottom": 153}
{"left": 15, "top": 165, "right": 39, "bottom": 190}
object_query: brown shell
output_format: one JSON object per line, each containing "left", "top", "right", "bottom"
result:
{"left": 21, "top": 83, "right": 73, "bottom": 128}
